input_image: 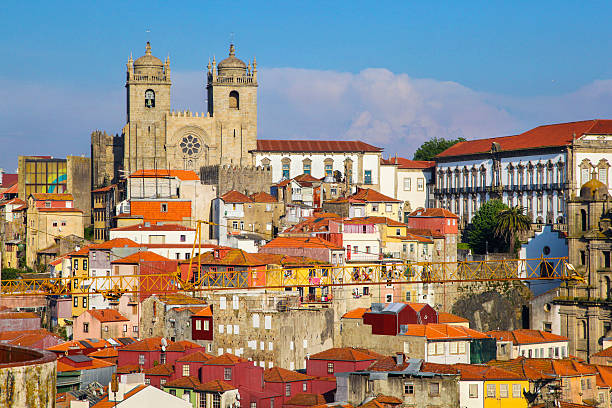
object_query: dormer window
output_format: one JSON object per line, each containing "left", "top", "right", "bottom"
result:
{"left": 145, "top": 89, "right": 155, "bottom": 108}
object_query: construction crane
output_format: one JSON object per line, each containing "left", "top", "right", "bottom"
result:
{"left": 0, "top": 221, "right": 584, "bottom": 297}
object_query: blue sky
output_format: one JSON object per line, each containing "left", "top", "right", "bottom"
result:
{"left": 1, "top": 1, "right": 612, "bottom": 170}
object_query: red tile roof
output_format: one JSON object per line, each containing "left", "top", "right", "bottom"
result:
{"left": 309, "top": 347, "right": 379, "bottom": 362}
{"left": 221, "top": 190, "right": 252, "bottom": 203}
{"left": 408, "top": 208, "right": 459, "bottom": 219}
{"left": 264, "top": 367, "right": 314, "bottom": 383}
{"left": 200, "top": 379, "right": 237, "bottom": 392}
{"left": 165, "top": 340, "right": 201, "bottom": 352}
{"left": 31, "top": 193, "right": 74, "bottom": 201}
{"left": 203, "top": 353, "right": 249, "bottom": 365}
{"left": 437, "top": 119, "right": 612, "bottom": 158}
{"left": 144, "top": 363, "right": 174, "bottom": 376}
{"left": 3, "top": 183, "right": 18, "bottom": 194}
{"left": 263, "top": 236, "right": 343, "bottom": 250}
{"left": 453, "top": 363, "right": 526, "bottom": 380}
{"left": 486, "top": 329, "right": 568, "bottom": 345}
{"left": 57, "top": 355, "right": 115, "bottom": 372}
{"left": 90, "top": 238, "right": 140, "bottom": 250}
{"left": 402, "top": 324, "right": 490, "bottom": 340}
{"left": 111, "top": 223, "right": 195, "bottom": 232}
{"left": 283, "top": 213, "right": 341, "bottom": 234}
{"left": 193, "top": 306, "right": 213, "bottom": 317}
{"left": 342, "top": 308, "right": 370, "bottom": 319}
{"left": 176, "top": 350, "right": 214, "bottom": 363}
{"left": 380, "top": 157, "right": 436, "bottom": 169}
{"left": 250, "top": 192, "right": 278, "bottom": 203}
{"left": 88, "top": 347, "right": 118, "bottom": 359}
{"left": 129, "top": 169, "right": 200, "bottom": 181}
{"left": 2, "top": 174, "right": 18, "bottom": 189}
{"left": 0, "top": 329, "right": 61, "bottom": 348}
{"left": 119, "top": 337, "right": 170, "bottom": 352}
{"left": 294, "top": 174, "right": 322, "bottom": 183}
{"left": 91, "top": 184, "right": 116, "bottom": 193}
{"left": 438, "top": 312, "right": 469, "bottom": 324}
{"left": 164, "top": 376, "right": 236, "bottom": 392}
{"left": 0, "top": 312, "right": 39, "bottom": 319}
{"left": 116, "top": 364, "right": 140, "bottom": 374}
{"left": 285, "top": 393, "right": 326, "bottom": 407}
{"left": 346, "top": 188, "right": 401, "bottom": 203}
{"left": 87, "top": 309, "right": 129, "bottom": 323}
{"left": 256, "top": 140, "right": 382, "bottom": 153}
{"left": 488, "top": 357, "right": 597, "bottom": 380}
{"left": 112, "top": 251, "right": 172, "bottom": 264}
{"left": 592, "top": 346, "right": 612, "bottom": 358}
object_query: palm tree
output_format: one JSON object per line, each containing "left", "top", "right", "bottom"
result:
{"left": 495, "top": 205, "right": 531, "bottom": 254}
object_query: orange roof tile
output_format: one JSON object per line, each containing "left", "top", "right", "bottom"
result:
{"left": 3, "top": 183, "right": 18, "bottom": 194}
{"left": 250, "top": 192, "right": 278, "bottom": 203}
{"left": 438, "top": 312, "right": 469, "bottom": 324}
{"left": 0, "top": 329, "right": 61, "bottom": 347}
{"left": 129, "top": 200, "right": 191, "bottom": 222}
{"left": 264, "top": 367, "right": 314, "bottom": 383}
{"left": 346, "top": 188, "right": 401, "bottom": 203}
{"left": 408, "top": 208, "right": 459, "bottom": 219}
{"left": 166, "top": 340, "right": 201, "bottom": 352}
{"left": 87, "top": 309, "right": 129, "bottom": 323}
{"left": 437, "top": 119, "right": 612, "bottom": 158}
{"left": 309, "top": 347, "right": 379, "bottom": 362}
{"left": 453, "top": 363, "right": 526, "bottom": 380}
{"left": 144, "top": 363, "right": 174, "bottom": 376}
{"left": 112, "top": 251, "right": 172, "bottom": 264}
{"left": 116, "top": 364, "right": 140, "bottom": 374}
{"left": 193, "top": 306, "right": 213, "bottom": 317}
{"left": 90, "top": 238, "right": 140, "bottom": 250}
{"left": 256, "top": 140, "right": 382, "bottom": 153}
{"left": 176, "top": 350, "right": 214, "bottom": 363}
{"left": 119, "top": 337, "right": 171, "bottom": 352}
{"left": 200, "top": 379, "right": 237, "bottom": 392}
{"left": 373, "top": 395, "right": 403, "bottom": 405}
{"left": 263, "top": 236, "right": 343, "bottom": 250}
{"left": 91, "top": 184, "right": 116, "bottom": 193}
{"left": 204, "top": 353, "right": 249, "bottom": 365}
{"left": 221, "top": 190, "right": 252, "bottom": 203}
{"left": 57, "top": 356, "right": 115, "bottom": 372}
{"left": 0, "top": 311, "right": 39, "bottom": 319}
{"left": 47, "top": 338, "right": 112, "bottom": 352}
{"left": 129, "top": 169, "right": 200, "bottom": 181}
{"left": 88, "top": 347, "right": 118, "bottom": 358}
{"left": 488, "top": 357, "right": 597, "bottom": 380}
{"left": 486, "top": 329, "right": 568, "bottom": 345}
{"left": 380, "top": 157, "right": 435, "bottom": 169}
{"left": 31, "top": 193, "right": 74, "bottom": 201}
{"left": 592, "top": 346, "right": 612, "bottom": 358}
{"left": 402, "top": 324, "right": 490, "bottom": 340}
{"left": 285, "top": 393, "right": 326, "bottom": 406}
{"left": 342, "top": 308, "right": 370, "bottom": 319}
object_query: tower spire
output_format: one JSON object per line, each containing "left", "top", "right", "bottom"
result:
{"left": 145, "top": 41, "right": 152, "bottom": 56}
{"left": 229, "top": 44, "right": 235, "bottom": 57}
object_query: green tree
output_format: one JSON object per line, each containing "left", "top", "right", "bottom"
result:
{"left": 495, "top": 205, "right": 531, "bottom": 254}
{"left": 465, "top": 199, "right": 508, "bottom": 254}
{"left": 413, "top": 137, "right": 466, "bottom": 161}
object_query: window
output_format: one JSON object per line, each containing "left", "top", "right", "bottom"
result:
{"left": 251, "top": 403, "right": 257, "bottom": 408}
{"left": 372, "top": 204, "right": 379, "bottom": 212}
{"left": 385, "top": 204, "right": 392, "bottom": 212}
{"left": 145, "top": 89, "right": 155, "bottom": 108}
{"left": 203, "top": 320, "right": 209, "bottom": 330}
{"left": 170, "top": 389, "right": 176, "bottom": 396}
{"left": 500, "top": 384, "right": 508, "bottom": 398}
{"left": 417, "top": 178, "right": 424, "bottom": 191}
{"left": 83, "top": 259, "right": 88, "bottom": 270}
{"left": 285, "top": 383, "right": 291, "bottom": 396}
{"left": 183, "top": 364, "right": 190, "bottom": 376}
{"left": 145, "top": 378, "right": 151, "bottom": 385}
{"left": 73, "top": 259, "right": 79, "bottom": 270}
{"left": 469, "top": 384, "right": 478, "bottom": 398}
{"left": 180, "top": 234, "right": 186, "bottom": 242}
{"left": 325, "top": 164, "right": 333, "bottom": 178}
{"left": 229, "top": 90, "right": 239, "bottom": 109}
{"left": 327, "top": 362, "right": 334, "bottom": 374}
{"left": 270, "top": 399, "right": 274, "bottom": 408}
{"left": 512, "top": 384, "right": 521, "bottom": 398}
{"left": 303, "top": 163, "right": 311, "bottom": 175}
{"left": 195, "top": 320, "right": 202, "bottom": 330}
{"left": 364, "top": 170, "right": 372, "bottom": 185}
{"left": 282, "top": 163, "right": 290, "bottom": 179}
{"left": 224, "top": 367, "right": 232, "bottom": 380}
{"left": 253, "top": 314, "right": 260, "bottom": 328}
{"left": 264, "top": 315, "right": 272, "bottom": 330}
{"left": 404, "top": 178, "right": 411, "bottom": 191}
{"left": 487, "top": 384, "right": 496, "bottom": 398}
{"left": 404, "top": 382, "right": 414, "bottom": 394}
{"left": 429, "top": 382, "right": 439, "bottom": 396}
{"left": 161, "top": 203, "right": 168, "bottom": 212}
{"left": 82, "top": 297, "right": 87, "bottom": 308}
{"left": 212, "top": 394, "right": 220, "bottom": 408}
{"left": 73, "top": 297, "right": 78, "bottom": 307}
{"left": 363, "top": 287, "right": 370, "bottom": 295}
{"left": 133, "top": 326, "right": 138, "bottom": 333}
{"left": 220, "top": 296, "right": 227, "bottom": 310}
{"left": 386, "top": 294, "right": 393, "bottom": 303}
{"left": 52, "top": 221, "right": 58, "bottom": 227}
{"left": 138, "top": 354, "right": 145, "bottom": 365}
{"left": 582, "top": 167, "right": 590, "bottom": 185}
{"left": 302, "top": 382, "right": 307, "bottom": 392}
{"left": 83, "top": 322, "right": 89, "bottom": 333}
{"left": 160, "top": 379, "right": 166, "bottom": 387}
{"left": 123, "top": 324, "right": 128, "bottom": 332}
{"left": 600, "top": 167, "right": 608, "bottom": 185}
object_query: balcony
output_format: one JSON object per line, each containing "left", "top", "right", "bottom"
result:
{"left": 346, "top": 253, "right": 381, "bottom": 262}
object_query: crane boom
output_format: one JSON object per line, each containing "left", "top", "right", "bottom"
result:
{"left": 0, "top": 257, "right": 581, "bottom": 297}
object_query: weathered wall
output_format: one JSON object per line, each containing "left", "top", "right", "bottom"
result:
{"left": 67, "top": 155, "right": 92, "bottom": 223}
{"left": 91, "top": 130, "right": 124, "bottom": 189}
{"left": 200, "top": 165, "right": 272, "bottom": 197}
{"left": 0, "top": 345, "right": 56, "bottom": 408}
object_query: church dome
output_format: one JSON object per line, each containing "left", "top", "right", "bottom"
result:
{"left": 134, "top": 42, "right": 163, "bottom": 67}
{"left": 580, "top": 178, "right": 608, "bottom": 200}
{"left": 217, "top": 44, "right": 247, "bottom": 76}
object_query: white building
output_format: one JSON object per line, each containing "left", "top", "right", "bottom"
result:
{"left": 110, "top": 222, "right": 196, "bottom": 245}
{"left": 92, "top": 373, "right": 191, "bottom": 407}
{"left": 329, "top": 218, "right": 381, "bottom": 262}
{"left": 486, "top": 329, "right": 569, "bottom": 359}
{"left": 253, "top": 140, "right": 383, "bottom": 188}
{"left": 379, "top": 157, "right": 435, "bottom": 216}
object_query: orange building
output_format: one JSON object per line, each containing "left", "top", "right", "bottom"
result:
{"left": 129, "top": 199, "right": 192, "bottom": 224}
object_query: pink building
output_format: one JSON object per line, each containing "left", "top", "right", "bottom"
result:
{"left": 406, "top": 208, "right": 459, "bottom": 235}
{"left": 73, "top": 309, "right": 132, "bottom": 341}
{"left": 0, "top": 312, "right": 40, "bottom": 332}
{"left": 263, "top": 367, "right": 314, "bottom": 405}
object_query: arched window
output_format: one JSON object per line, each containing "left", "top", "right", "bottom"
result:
{"left": 229, "top": 91, "right": 239, "bottom": 109}
{"left": 145, "top": 89, "right": 155, "bottom": 108}
{"left": 579, "top": 320, "right": 587, "bottom": 339}
{"left": 581, "top": 209, "right": 588, "bottom": 231}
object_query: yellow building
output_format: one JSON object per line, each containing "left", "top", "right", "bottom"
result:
{"left": 69, "top": 246, "right": 90, "bottom": 318}
{"left": 457, "top": 364, "right": 529, "bottom": 408}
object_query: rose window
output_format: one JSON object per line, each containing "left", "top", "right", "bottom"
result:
{"left": 180, "top": 135, "right": 201, "bottom": 157}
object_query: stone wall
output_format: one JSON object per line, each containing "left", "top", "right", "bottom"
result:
{"left": 91, "top": 130, "right": 124, "bottom": 189}
{"left": 67, "top": 155, "right": 92, "bottom": 222}
{"left": 200, "top": 165, "right": 272, "bottom": 197}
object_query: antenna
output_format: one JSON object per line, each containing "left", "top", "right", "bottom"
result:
{"left": 161, "top": 337, "right": 167, "bottom": 352}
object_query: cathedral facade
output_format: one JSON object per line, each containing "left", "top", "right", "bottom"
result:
{"left": 93, "top": 42, "right": 258, "bottom": 187}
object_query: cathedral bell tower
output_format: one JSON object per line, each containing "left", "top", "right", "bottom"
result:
{"left": 124, "top": 42, "right": 171, "bottom": 174}
{"left": 206, "top": 44, "right": 258, "bottom": 165}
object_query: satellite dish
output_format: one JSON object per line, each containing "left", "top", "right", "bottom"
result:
{"left": 161, "top": 338, "right": 167, "bottom": 352}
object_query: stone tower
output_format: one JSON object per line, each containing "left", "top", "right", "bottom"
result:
{"left": 124, "top": 41, "right": 171, "bottom": 174}
{"left": 206, "top": 44, "right": 258, "bottom": 165}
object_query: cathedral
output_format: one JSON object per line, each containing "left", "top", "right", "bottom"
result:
{"left": 92, "top": 42, "right": 258, "bottom": 186}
